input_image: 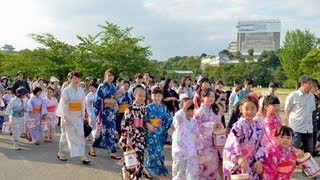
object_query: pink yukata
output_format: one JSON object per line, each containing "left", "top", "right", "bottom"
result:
{"left": 43, "top": 96, "right": 58, "bottom": 139}
{"left": 194, "top": 104, "right": 222, "bottom": 179}
{"left": 223, "top": 117, "right": 266, "bottom": 180}
{"left": 262, "top": 114, "right": 282, "bottom": 148}
{"left": 263, "top": 144, "right": 297, "bottom": 180}
{"left": 172, "top": 109, "right": 202, "bottom": 180}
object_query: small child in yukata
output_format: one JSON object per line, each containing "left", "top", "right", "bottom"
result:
{"left": 85, "top": 81, "right": 99, "bottom": 139}
{"left": 5, "top": 87, "right": 28, "bottom": 150}
{"left": 172, "top": 98, "right": 202, "bottom": 180}
{"left": 216, "top": 101, "right": 227, "bottom": 179}
{"left": 42, "top": 86, "right": 58, "bottom": 142}
{"left": 194, "top": 88, "right": 223, "bottom": 180}
{"left": 263, "top": 126, "right": 304, "bottom": 179}
{"left": 3, "top": 87, "right": 14, "bottom": 106}
{"left": 145, "top": 87, "right": 172, "bottom": 179}
{"left": 223, "top": 96, "right": 265, "bottom": 179}
{"left": 116, "top": 80, "right": 132, "bottom": 138}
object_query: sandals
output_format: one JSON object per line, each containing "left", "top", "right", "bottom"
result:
{"left": 88, "top": 151, "right": 97, "bottom": 157}
{"left": 57, "top": 153, "right": 68, "bottom": 161}
{"left": 110, "top": 154, "right": 122, "bottom": 160}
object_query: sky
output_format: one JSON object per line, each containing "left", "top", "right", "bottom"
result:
{"left": 0, "top": 0, "right": 319, "bottom": 60}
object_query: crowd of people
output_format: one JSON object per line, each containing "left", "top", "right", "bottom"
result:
{"left": 0, "top": 69, "right": 320, "bottom": 180}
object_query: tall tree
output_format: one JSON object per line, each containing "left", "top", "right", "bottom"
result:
{"left": 300, "top": 48, "right": 320, "bottom": 79}
{"left": 278, "top": 29, "right": 316, "bottom": 87}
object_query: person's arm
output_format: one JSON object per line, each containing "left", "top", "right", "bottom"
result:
{"left": 284, "top": 93, "right": 293, "bottom": 126}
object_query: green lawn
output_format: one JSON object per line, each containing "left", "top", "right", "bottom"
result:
{"left": 252, "top": 88, "right": 294, "bottom": 110}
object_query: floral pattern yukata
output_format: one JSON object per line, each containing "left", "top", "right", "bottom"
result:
{"left": 120, "top": 102, "right": 147, "bottom": 179}
{"left": 28, "top": 96, "right": 45, "bottom": 143}
{"left": 194, "top": 104, "right": 222, "bottom": 179}
{"left": 223, "top": 117, "right": 266, "bottom": 180}
{"left": 43, "top": 96, "right": 58, "bottom": 139}
{"left": 262, "top": 114, "right": 282, "bottom": 148}
{"left": 92, "top": 82, "right": 117, "bottom": 153}
{"left": 263, "top": 144, "right": 297, "bottom": 180}
{"left": 172, "top": 109, "right": 202, "bottom": 180}
{"left": 144, "top": 102, "right": 172, "bottom": 176}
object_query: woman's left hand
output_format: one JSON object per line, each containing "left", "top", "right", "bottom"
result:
{"left": 254, "top": 161, "right": 263, "bottom": 174}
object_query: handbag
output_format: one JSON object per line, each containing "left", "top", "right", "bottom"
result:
{"left": 95, "top": 100, "right": 104, "bottom": 136}
{"left": 1, "top": 121, "right": 11, "bottom": 134}
{"left": 84, "top": 121, "right": 92, "bottom": 138}
{"left": 124, "top": 147, "right": 139, "bottom": 170}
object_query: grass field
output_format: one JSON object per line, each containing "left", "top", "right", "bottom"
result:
{"left": 252, "top": 88, "right": 294, "bottom": 110}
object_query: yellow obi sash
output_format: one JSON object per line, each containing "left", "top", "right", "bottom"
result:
{"left": 69, "top": 101, "right": 81, "bottom": 112}
{"left": 150, "top": 118, "right": 162, "bottom": 127}
{"left": 118, "top": 104, "right": 129, "bottom": 113}
{"left": 33, "top": 106, "right": 41, "bottom": 114}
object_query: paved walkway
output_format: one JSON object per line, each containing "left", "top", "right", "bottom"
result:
{"left": 0, "top": 129, "right": 318, "bottom": 180}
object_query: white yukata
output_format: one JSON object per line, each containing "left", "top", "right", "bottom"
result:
{"left": 43, "top": 96, "right": 59, "bottom": 138}
{"left": 57, "top": 85, "right": 86, "bottom": 158}
{"left": 6, "top": 97, "right": 28, "bottom": 144}
{"left": 85, "top": 91, "right": 97, "bottom": 137}
{"left": 172, "top": 109, "right": 202, "bottom": 180}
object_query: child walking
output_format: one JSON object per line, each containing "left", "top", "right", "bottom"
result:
{"left": 263, "top": 126, "right": 303, "bottom": 179}
{"left": 172, "top": 98, "right": 202, "bottom": 180}
{"left": 43, "top": 86, "right": 58, "bottom": 142}
{"left": 194, "top": 88, "right": 223, "bottom": 179}
{"left": 223, "top": 96, "right": 265, "bottom": 179}
{"left": 116, "top": 80, "right": 132, "bottom": 137}
{"left": 119, "top": 85, "right": 149, "bottom": 179}
{"left": 85, "top": 81, "right": 99, "bottom": 139}
{"left": 5, "top": 87, "right": 28, "bottom": 150}
{"left": 144, "top": 87, "right": 172, "bottom": 179}
{"left": 28, "top": 87, "right": 45, "bottom": 144}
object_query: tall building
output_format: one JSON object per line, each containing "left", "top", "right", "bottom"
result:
{"left": 237, "top": 20, "right": 280, "bottom": 54}
{"left": 227, "top": 41, "right": 238, "bottom": 54}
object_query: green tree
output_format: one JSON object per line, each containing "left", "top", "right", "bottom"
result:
{"left": 278, "top": 29, "right": 316, "bottom": 87}
{"left": 300, "top": 48, "right": 320, "bottom": 79}
{"left": 247, "top": 49, "right": 254, "bottom": 56}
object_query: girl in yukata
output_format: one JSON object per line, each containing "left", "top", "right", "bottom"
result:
{"left": 119, "top": 85, "right": 149, "bottom": 179}
{"left": 43, "top": 86, "right": 58, "bottom": 142}
{"left": 223, "top": 96, "right": 265, "bottom": 180}
{"left": 0, "top": 91, "right": 6, "bottom": 129}
{"left": 115, "top": 80, "right": 132, "bottom": 138}
{"left": 85, "top": 81, "right": 99, "bottom": 139}
{"left": 194, "top": 88, "right": 223, "bottom": 179}
{"left": 172, "top": 98, "right": 202, "bottom": 180}
{"left": 261, "top": 95, "right": 282, "bottom": 147}
{"left": 5, "top": 87, "right": 28, "bottom": 150}
{"left": 144, "top": 87, "right": 172, "bottom": 179}
{"left": 263, "top": 126, "right": 303, "bottom": 179}
{"left": 27, "top": 87, "right": 45, "bottom": 145}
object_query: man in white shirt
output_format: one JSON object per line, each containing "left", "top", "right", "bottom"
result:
{"left": 284, "top": 75, "right": 316, "bottom": 153}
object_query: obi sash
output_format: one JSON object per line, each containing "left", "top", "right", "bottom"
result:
{"left": 47, "top": 105, "right": 56, "bottom": 112}
{"left": 118, "top": 104, "right": 129, "bottom": 113}
{"left": 132, "top": 118, "right": 144, "bottom": 128}
{"left": 69, "top": 101, "right": 81, "bottom": 112}
{"left": 104, "top": 98, "right": 114, "bottom": 108}
{"left": 33, "top": 105, "right": 41, "bottom": 114}
{"left": 150, "top": 118, "right": 162, "bottom": 127}
{"left": 277, "top": 161, "right": 295, "bottom": 174}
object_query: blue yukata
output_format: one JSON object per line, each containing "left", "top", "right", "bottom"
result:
{"left": 116, "top": 91, "right": 133, "bottom": 135}
{"left": 144, "top": 102, "right": 172, "bottom": 176}
{"left": 92, "top": 81, "right": 118, "bottom": 154}
{"left": 28, "top": 96, "right": 45, "bottom": 143}
{"left": 0, "top": 98, "right": 6, "bottom": 127}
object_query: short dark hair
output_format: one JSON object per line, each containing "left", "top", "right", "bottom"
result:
{"left": 70, "top": 71, "right": 81, "bottom": 78}
{"left": 275, "top": 126, "right": 293, "bottom": 137}
{"left": 151, "top": 87, "right": 163, "bottom": 95}
{"left": 88, "top": 82, "right": 99, "bottom": 89}
{"left": 32, "top": 86, "right": 42, "bottom": 95}
{"left": 269, "top": 82, "right": 279, "bottom": 88}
